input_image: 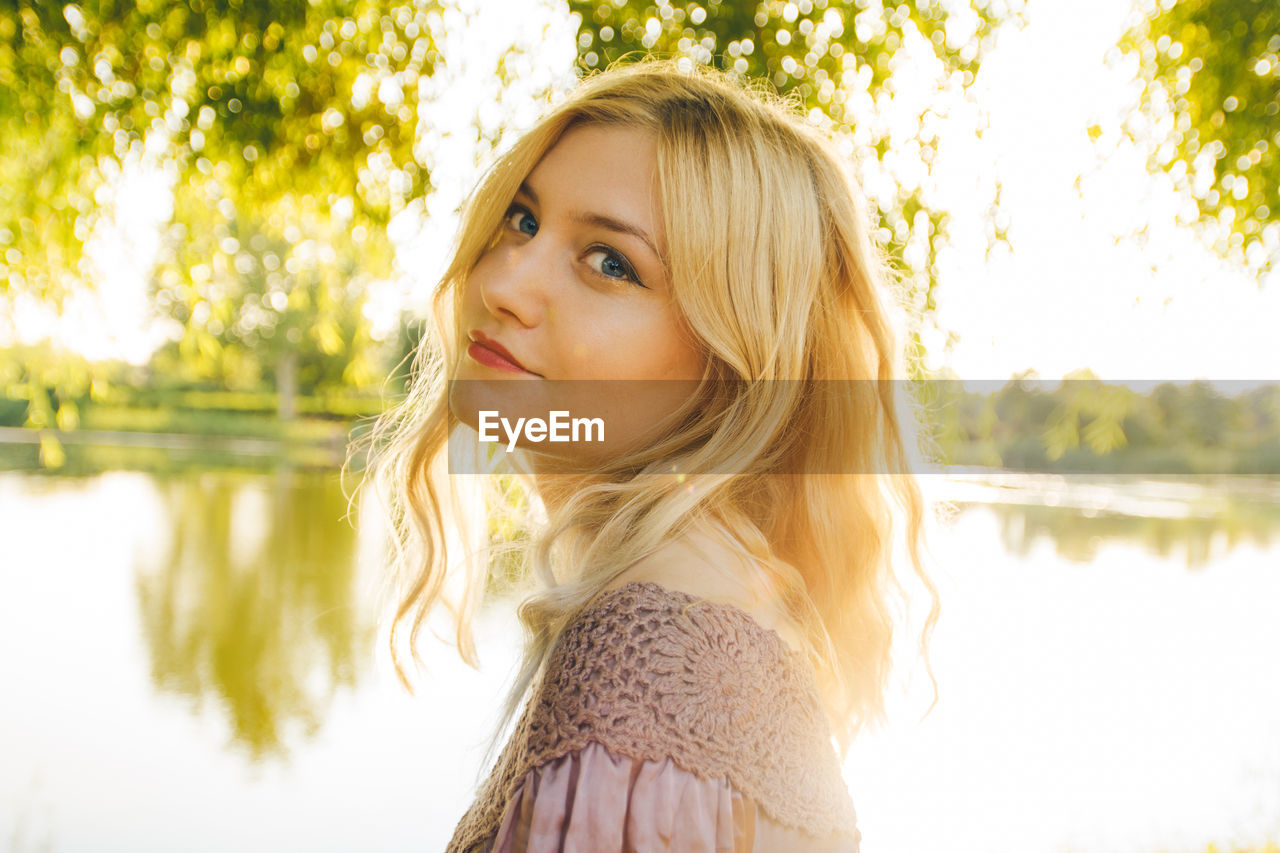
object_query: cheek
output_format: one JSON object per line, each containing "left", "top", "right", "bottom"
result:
{"left": 462, "top": 242, "right": 508, "bottom": 304}
{"left": 461, "top": 263, "right": 490, "bottom": 313}
{"left": 550, "top": 314, "right": 626, "bottom": 375}
{"left": 571, "top": 312, "right": 703, "bottom": 380}
{"left": 567, "top": 336, "right": 593, "bottom": 367}
{"left": 650, "top": 317, "right": 705, "bottom": 380}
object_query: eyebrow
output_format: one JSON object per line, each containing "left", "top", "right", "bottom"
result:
{"left": 517, "top": 181, "right": 664, "bottom": 266}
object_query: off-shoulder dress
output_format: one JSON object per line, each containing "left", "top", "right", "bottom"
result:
{"left": 445, "top": 580, "right": 862, "bottom": 852}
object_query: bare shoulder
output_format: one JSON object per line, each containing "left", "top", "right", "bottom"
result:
{"left": 601, "top": 526, "right": 809, "bottom": 656}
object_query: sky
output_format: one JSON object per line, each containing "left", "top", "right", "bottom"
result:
{"left": 4, "top": 0, "right": 1277, "bottom": 382}
{"left": 923, "top": 0, "right": 1280, "bottom": 381}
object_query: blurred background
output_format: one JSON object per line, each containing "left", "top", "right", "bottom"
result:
{"left": 2, "top": 0, "right": 1278, "bottom": 850}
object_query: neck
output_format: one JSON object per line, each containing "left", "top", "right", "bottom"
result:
{"left": 529, "top": 462, "right": 612, "bottom": 519}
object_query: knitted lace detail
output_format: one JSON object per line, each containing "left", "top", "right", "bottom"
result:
{"left": 446, "top": 580, "right": 859, "bottom": 852}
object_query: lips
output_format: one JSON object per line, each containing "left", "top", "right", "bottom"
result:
{"left": 467, "top": 331, "right": 540, "bottom": 376}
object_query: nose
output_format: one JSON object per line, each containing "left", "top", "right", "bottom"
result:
{"left": 476, "top": 234, "right": 555, "bottom": 328}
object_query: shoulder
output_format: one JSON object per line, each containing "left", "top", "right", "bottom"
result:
{"left": 553, "top": 579, "right": 808, "bottom": 704}
{"left": 511, "top": 579, "right": 858, "bottom": 837}
{"left": 599, "top": 526, "right": 810, "bottom": 656}
{"left": 535, "top": 581, "right": 822, "bottom": 750}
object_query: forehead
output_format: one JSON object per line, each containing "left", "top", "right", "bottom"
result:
{"left": 524, "top": 123, "right": 664, "bottom": 240}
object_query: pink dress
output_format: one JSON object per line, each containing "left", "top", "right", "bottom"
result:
{"left": 446, "top": 581, "right": 862, "bottom": 852}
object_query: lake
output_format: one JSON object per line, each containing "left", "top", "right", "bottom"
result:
{"left": 1, "top": 462, "right": 1277, "bottom": 852}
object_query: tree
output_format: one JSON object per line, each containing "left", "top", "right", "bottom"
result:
{"left": 1121, "top": 0, "right": 1280, "bottom": 269}
{"left": 4, "top": 0, "right": 1030, "bottom": 466}
{"left": 570, "top": 0, "right": 1025, "bottom": 375}
{"left": 137, "top": 470, "right": 370, "bottom": 758}
{"left": 0, "top": 0, "right": 440, "bottom": 434}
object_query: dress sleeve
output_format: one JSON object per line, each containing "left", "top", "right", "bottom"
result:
{"left": 489, "top": 741, "right": 859, "bottom": 853}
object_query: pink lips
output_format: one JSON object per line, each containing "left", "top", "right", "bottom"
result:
{"left": 467, "top": 332, "right": 539, "bottom": 376}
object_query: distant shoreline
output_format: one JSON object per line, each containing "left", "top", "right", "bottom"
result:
{"left": 0, "top": 424, "right": 348, "bottom": 453}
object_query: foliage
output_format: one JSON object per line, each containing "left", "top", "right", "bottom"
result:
{"left": 570, "top": 0, "right": 1026, "bottom": 372}
{"left": 0, "top": 341, "right": 105, "bottom": 467}
{"left": 136, "top": 471, "right": 371, "bottom": 758}
{"left": 0, "top": 0, "right": 440, "bottom": 424}
{"left": 928, "top": 373, "right": 1280, "bottom": 474}
{"left": 0, "top": 341, "right": 387, "bottom": 470}
{"left": 1121, "top": 0, "right": 1280, "bottom": 269}
{"left": 1, "top": 0, "right": 435, "bottom": 290}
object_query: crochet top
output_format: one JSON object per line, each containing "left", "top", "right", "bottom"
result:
{"left": 445, "top": 580, "right": 861, "bottom": 851}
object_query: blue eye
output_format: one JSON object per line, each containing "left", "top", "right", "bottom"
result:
{"left": 586, "top": 248, "right": 645, "bottom": 287}
{"left": 502, "top": 202, "right": 645, "bottom": 288}
{"left": 505, "top": 204, "right": 537, "bottom": 236}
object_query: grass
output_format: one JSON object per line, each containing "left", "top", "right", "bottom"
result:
{"left": 0, "top": 394, "right": 384, "bottom": 475}
{"left": 76, "top": 404, "right": 359, "bottom": 444}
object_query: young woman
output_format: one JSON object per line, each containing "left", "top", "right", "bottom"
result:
{"left": 356, "top": 58, "right": 939, "bottom": 851}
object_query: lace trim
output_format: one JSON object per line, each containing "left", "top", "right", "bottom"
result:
{"left": 446, "top": 580, "right": 859, "bottom": 852}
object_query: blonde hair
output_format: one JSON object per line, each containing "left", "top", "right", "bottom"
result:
{"left": 348, "top": 57, "right": 939, "bottom": 761}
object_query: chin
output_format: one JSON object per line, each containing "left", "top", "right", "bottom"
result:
{"left": 449, "top": 374, "right": 555, "bottom": 431}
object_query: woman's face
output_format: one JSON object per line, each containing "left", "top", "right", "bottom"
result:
{"left": 451, "top": 123, "right": 706, "bottom": 463}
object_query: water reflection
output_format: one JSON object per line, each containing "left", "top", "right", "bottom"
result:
{"left": 937, "top": 473, "right": 1280, "bottom": 568}
{"left": 3, "top": 465, "right": 1278, "bottom": 850}
{"left": 135, "top": 467, "right": 373, "bottom": 759}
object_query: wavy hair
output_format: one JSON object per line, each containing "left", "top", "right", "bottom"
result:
{"left": 348, "top": 57, "right": 940, "bottom": 763}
